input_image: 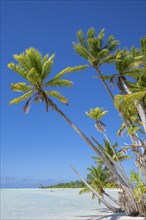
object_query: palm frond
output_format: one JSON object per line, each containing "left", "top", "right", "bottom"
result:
{"left": 108, "top": 40, "right": 119, "bottom": 52}
{"left": 41, "top": 54, "right": 49, "bottom": 64}
{"left": 114, "top": 90, "right": 146, "bottom": 111}
{"left": 96, "top": 49, "right": 110, "bottom": 59}
{"left": 54, "top": 65, "right": 88, "bottom": 79}
{"left": 45, "top": 90, "right": 68, "bottom": 104}
{"left": 7, "top": 63, "right": 28, "bottom": 79}
{"left": 123, "top": 68, "right": 146, "bottom": 78}
{"left": 98, "top": 55, "right": 117, "bottom": 65}
{"left": 9, "top": 90, "right": 33, "bottom": 104}
{"left": 76, "top": 30, "right": 87, "bottom": 48}
{"left": 25, "top": 48, "right": 43, "bottom": 74}
{"left": 11, "top": 82, "right": 32, "bottom": 92}
{"left": 73, "top": 43, "right": 89, "bottom": 59}
{"left": 79, "top": 187, "right": 90, "bottom": 195}
{"left": 27, "top": 67, "right": 42, "bottom": 85}
{"left": 87, "top": 28, "right": 96, "bottom": 39}
{"left": 44, "top": 79, "right": 73, "bottom": 88}
{"left": 13, "top": 53, "right": 31, "bottom": 71}
{"left": 41, "top": 54, "right": 55, "bottom": 81}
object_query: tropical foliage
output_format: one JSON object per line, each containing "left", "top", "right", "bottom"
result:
{"left": 8, "top": 48, "right": 88, "bottom": 111}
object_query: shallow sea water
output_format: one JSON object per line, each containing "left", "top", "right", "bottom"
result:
{"left": 1, "top": 188, "right": 119, "bottom": 220}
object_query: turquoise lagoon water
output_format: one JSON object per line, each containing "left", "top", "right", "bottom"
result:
{"left": 1, "top": 188, "right": 119, "bottom": 220}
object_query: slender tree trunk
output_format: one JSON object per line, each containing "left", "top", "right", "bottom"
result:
{"left": 94, "top": 66, "right": 138, "bottom": 146}
{"left": 70, "top": 164, "right": 121, "bottom": 213}
{"left": 94, "top": 66, "right": 115, "bottom": 101}
{"left": 47, "top": 98, "right": 128, "bottom": 187}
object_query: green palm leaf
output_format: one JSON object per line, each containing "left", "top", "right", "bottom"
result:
{"left": 41, "top": 54, "right": 49, "bottom": 64}
{"left": 11, "top": 82, "right": 32, "bottom": 92}
{"left": 7, "top": 63, "right": 28, "bottom": 79}
{"left": 87, "top": 28, "right": 96, "bottom": 39}
{"left": 41, "top": 54, "right": 55, "bottom": 81}
{"left": 123, "top": 68, "right": 146, "bottom": 78}
{"left": 27, "top": 67, "right": 42, "bottom": 85}
{"left": 13, "top": 53, "right": 31, "bottom": 71}
{"left": 73, "top": 44, "right": 89, "bottom": 59}
{"left": 45, "top": 90, "right": 68, "bottom": 104}
{"left": 79, "top": 187, "right": 90, "bottom": 195}
{"left": 44, "top": 79, "right": 73, "bottom": 88}
{"left": 96, "top": 49, "right": 110, "bottom": 59}
{"left": 54, "top": 65, "right": 88, "bottom": 79}
{"left": 9, "top": 90, "right": 34, "bottom": 104}
{"left": 114, "top": 90, "right": 146, "bottom": 111}
{"left": 25, "top": 48, "right": 43, "bottom": 74}
{"left": 76, "top": 30, "right": 87, "bottom": 48}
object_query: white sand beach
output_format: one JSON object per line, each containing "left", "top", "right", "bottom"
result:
{"left": 1, "top": 188, "right": 145, "bottom": 220}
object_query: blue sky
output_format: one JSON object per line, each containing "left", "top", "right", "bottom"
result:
{"left": 1, "top": 0, "right": 146, "bottom": 187}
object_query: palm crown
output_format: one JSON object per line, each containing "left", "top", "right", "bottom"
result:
{"left": 8, "top": 48, "right": 88, "bottom": 112}
{"left": 73, "top": 28, "right": 119, "bottom": 67}
{"left": 85, "top": 107, "right": 108, "bottom": 132}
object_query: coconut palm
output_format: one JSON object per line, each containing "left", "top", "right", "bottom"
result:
{"left": 73, "top": 28, "right": 119, "bottom": 100}
{"left": 8, "top": 47, "right": 129, "bottom": 189}
{"left": 79, "top": 164, "right": 120, "bottom": 206}
{"left": 8, "top": 48, "right": 88, "bottom": 111}
{"left": 71, "top": 164, "right": 120, "bottom": 212}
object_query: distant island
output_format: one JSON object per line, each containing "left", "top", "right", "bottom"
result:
{"left": 39, "top": 180, "right": 85, "bottom": 189}
{"left": 39, "top": 180, "right": 119, "bottom": 189}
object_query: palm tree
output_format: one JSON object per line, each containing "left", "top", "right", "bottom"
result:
{"left": 73, "top": 27, "right": 137, "bottom": 146}
{"left": 79, "top": 164, "right": 120, "bottom": 206}
{"left": 8, "top": 47, "right": 128, "bottom": 189}
{"left": 71, "top": 165, "right": 121, "bottom": 212}
{"left": 73, "top": 28, "right": 118, "bottom": 101}
{"left": 8, "top": 48, "right": 88, "bottom": 110}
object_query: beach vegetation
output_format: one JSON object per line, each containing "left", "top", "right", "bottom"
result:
{"left": 39, "top": 180, "right": 85, "bottom": 189}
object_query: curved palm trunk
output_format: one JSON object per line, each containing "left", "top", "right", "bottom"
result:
{"left": 70, "top": 164, "right": 121, "bottom": 212}
{"left": 94, "top": 66, "right": 115, "bottom": 101}
{"left": 94, "top": 66, "right": 137, "bottom": 146}
{"left": 47, "top": 98, "right": 128, "bottom": 187}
